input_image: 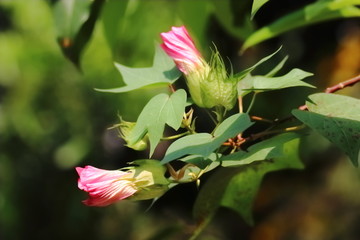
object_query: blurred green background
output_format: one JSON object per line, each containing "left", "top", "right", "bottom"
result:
{"left": 0, "top": 0, "right": 360, "bottom": 239}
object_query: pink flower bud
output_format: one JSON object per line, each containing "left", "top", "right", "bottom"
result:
{"left": 76, "top": 160, "right": 170, "bottom": 206}
{"left": 161, "top": 26, "right": 237, "bottom": 110}
{"left": 76, "top": 166, "right": 137, "bottom": 206}
{"left": 160, "top": 26, "right": 204, "bottom": 74}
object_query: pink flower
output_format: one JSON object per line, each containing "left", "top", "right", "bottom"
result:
{"left": 160, "top": 26, "right": 204, "bottom": 74}
{"left": 76, "top": 166, "right": 137, "bottom": 207}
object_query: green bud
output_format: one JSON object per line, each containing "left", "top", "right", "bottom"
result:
{"left": 186, "top": 50, "right": 237, "bottom": 110}
{"left": 124, "top": 160, "right": 170, "bottom": 200}
{"left": 116, "top": 118, "right": 148, "bottom": 151}
{"left": 180, "top": 108, "right": 194, "bottom": 128}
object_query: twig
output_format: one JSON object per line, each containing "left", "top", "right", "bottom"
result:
{"left": 325, "top": 74, "right": 360, "bottom": 93}
{"left": 222, "top": 125, "right": 305, "bottom": 149}
{"left": 297, "top": 104, "right": 308, "bottom": 111}
{"left": 250, "top": 115, "right": 273, "bottom": 123}
{"left": 166, "top": 164, "right": 178, "bottom": 179}
{"left": 238, "top": 96, "right": 243, "bottom": 113}
{"left": 245, "top": 125, "right": 305, "bottom": 142}
{"left": 169, "top": 84, "right": 176, "bottom": 93}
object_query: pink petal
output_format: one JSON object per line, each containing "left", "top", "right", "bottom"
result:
{"left": 160, "top": 26, "right": 203, "bottom": 74}
{"left": 75, "top": 165, "right": 137, "bottom": 207}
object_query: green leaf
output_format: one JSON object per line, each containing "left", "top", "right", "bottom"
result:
{"left": 220, "top": 133, "right": 299, "bottom": 167}
{"left": 180, "top": 155, "right": 213, "bottom": 169}
{"left": 238, "top": 68, "right": 314, "bottom": 97}
{"left": 193, "top": 138, "right": 303, "bottom": 234}
{"left": 292, "top": 93, "right": 360, "bottom": 166}
{"left": 237, "top": 74, "right": 255, "bottom": 98}
{"left": 243, "top": 0, "right": 360, "bottom": 50}
{"left": 53, "top": 0, "right": 104, "bottom": 68}
{"left": 97, "top": 45, "right": 181, "bottom": 93}
{"left": 234, "top": 46, "right": 282, "bottom": 80}
{"left": 237, "top": 52, "right": 288, "bottom": 97}
{"left": 293, "top": 110, "right": 360, "bottom": 167}
{"left": 251, "top": 0, "right": 269, "bottom": 19}
{"left": 161, "top": 113, "right": 254, "bottom": 164}
{"left": 253, "top": 68, "right": 314, "bottom": 90}
{"left": 129, "top": 89, "right": 187, "bottom": 156}
{"left": 180, "top": 153, "right": 221, "bottom": 169}
{"left": 305, "top": 93, "right": 360, "bottom": 121}
{"left": 53, "top": 0, "right": 90, "bottom": 39}
{"left": 221, "top": 138, "right": 303, "bottom": 223}
{"left": 265, "top": 55, "right": 288, "bottom": 77}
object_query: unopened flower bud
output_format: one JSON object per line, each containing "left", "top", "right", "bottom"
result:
{"left": 75, "top": 160, "right": 170, "bottom": 206}
{"left": 76, "top": 166, "right": 138, "bottom": 206}
{"left": 161, "top": 26, "right": 237, "bottom": 110}
{"left": 181, "top": 108, "right": 194, "bottom": 128}
{"left": 190, "top": 51, "right": 237, "bottom": 110}
{"left": 116, "top": 118, "right": 148, "bottom": 151}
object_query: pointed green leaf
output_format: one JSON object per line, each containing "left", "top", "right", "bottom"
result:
{"left": 243, "top": 1, "right": 360, "bottom": 50}
{"left": 265, "top": 55, "right": 288, "bottom": 77}
{"left": 97, "top": 45, "right": 181, "bottom": 93}
{"left": 238, "top": 68, "right": 314, "bottom": 97}
{"left": 220, "top": 133, "right": 299, "bottom": 167}
{"left": 292, "top": 93, "right": 360, "bottom": 166}
{"left": 234, "top": 46, "right": 282, "bottom": 80}
{"left": 237, "top": 54, "right": 288, "bottom": 97}
{"left": 252, "top": 68, "right": 314, "bottom": 90}
{"left": 193, "top": 138, "right": 303, "bottom": 229}
{"left": 161, "top": 113, "right": 254, "bottom": 164}
{"left": 251, "top": 0, "right": 270, "bottom": 19}
{"left": 129, "top": 89, "right": 187, "bottom": 156}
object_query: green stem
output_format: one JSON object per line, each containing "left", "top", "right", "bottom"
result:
{"left": 161, "top": 131, "right": 190, "bottom": 140}
{"left": 247, "top": 124, "right": 305, "bottom": 142}
{"left": 246, "top": 92, "right": 257, "bottom": 114}
{"left": 182, "top": 119, "right": 196, "bottom": 134}
{"left": 181, "top": 109, "right": 196, "bottom": 134}
{"left": 205, "top": 109, "right": 217, "bottom": 125}
{"left": 215, "top": 106, "right": 225, "bottom": 122}
{"left": 230, "top": 146, "right": 237, "bottom": 154}
{"left": 184, "top": 125, "right": 196, "bottom": 134}
{"left": 189, "top": 215, "right": 213, "bottom": 240}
